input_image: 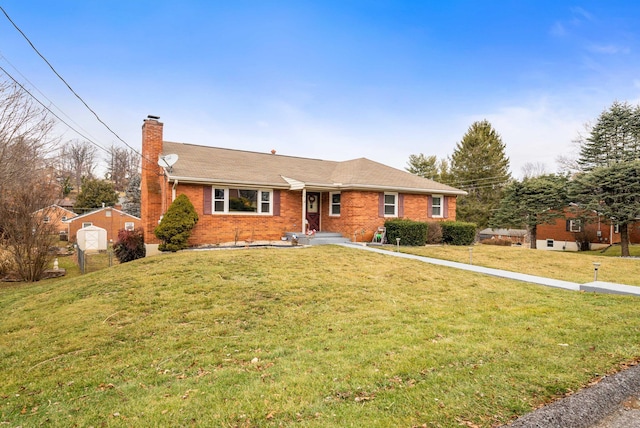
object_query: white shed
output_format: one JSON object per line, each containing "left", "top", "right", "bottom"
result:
{"left": 76, "top": 225, "right": 107, "bottom": 252}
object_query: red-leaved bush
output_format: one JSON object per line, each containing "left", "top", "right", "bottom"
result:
{"left": 113, "top": 229, "right": 146, "bottom": 263}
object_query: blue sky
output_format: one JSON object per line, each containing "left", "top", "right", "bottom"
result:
{"left": 2, "top": 1, "right": 640, "bottom": 177}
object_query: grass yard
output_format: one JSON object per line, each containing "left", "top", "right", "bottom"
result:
{"left": 1, "top": 245, "right": 640, "bottom": 427}
{"left": 398, "top": 244, "right": 640, "bottom": 286}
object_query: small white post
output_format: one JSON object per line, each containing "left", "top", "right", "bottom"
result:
{"left": 396, "top": 237, "right": 400, "bottom": 251}
{"left": 593, "top": 262, "right": 601, "bottom": 282}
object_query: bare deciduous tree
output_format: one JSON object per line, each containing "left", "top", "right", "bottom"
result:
{"left": 0, "top": 80, "right": 59, "bottom": 281}
{"left": 105, "top": 145, "right": 140, "bottom": 192}
{"left": 57, "top": 139, "right": 97, "bottom": 192}
{"left": 521, "top": 161, "right": 547, "bottom": 179}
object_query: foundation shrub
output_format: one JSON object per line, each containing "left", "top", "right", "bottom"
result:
{"left": 426, "top": 221, "right": 443, "bottom": 244}
{"left": 384, "top": 219, "right": 428, "bottom": 246}
{"left": 441, "top": 221, "right": 477, "bottom": 246}
{"left": 154, "top": 194, "right": 199, "bottom": 252}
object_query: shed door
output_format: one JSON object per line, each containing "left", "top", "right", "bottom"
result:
{"left": 85, "top": 230, "right": 100, "bottom": 250}
{"left": 306, "top": 192, "right": 320, "bottom": 231}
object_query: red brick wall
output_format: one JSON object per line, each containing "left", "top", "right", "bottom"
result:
{"left": 36, "top": 206, "right": 77, "bottom": 235}
{"left": 141, "top": 118, "right": 164, "bottom": 244}
{"left": 537, "top": 210, "right": 621, "bottom": 246}
{"left": 173, "top": 184, "right": 303, "bottom": 245}
{"left": 67, "top": 209, "right": 142, "bottom": 243}
{"left": 165, "top": 187, "right": 458, "bottom": 245}
{"left": 321, "top": 191, "right": 458, "bottom": 243}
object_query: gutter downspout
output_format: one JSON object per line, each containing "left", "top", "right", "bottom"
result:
{"left": 302, "top": 188, "right": 307, "bottom": 235}
{"left": 172, "top": 180, "right": 178, "bottom": 202}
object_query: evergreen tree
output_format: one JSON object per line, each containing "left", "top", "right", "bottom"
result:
{"left": 577, "top": 101, "right": 640, "bottom": 171}
{"left": 122, "top": 173, "right": 141, "bottom": 217}
{"left": 406, "top": 154, "right": 451, "bottom": 183}
{"left": 450, "top": 120, "right": 511, "bottom": 229}
{"left": 570, "top": 161, "right": 640, "bottom": 257}
{"left": 73, "top": 179, "right": 119, "bottom": 214}
{"left": 154, "top": 194, "right": 199, "bottom": 252}
{"left": 490, "top": 174, "right": 569, "bottom": 249}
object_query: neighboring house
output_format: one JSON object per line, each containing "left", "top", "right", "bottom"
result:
{"left": 33, "top": 204, "right": 77, "bottom": 238}
{"left": 55, "top": 197, "right": 75, "bottom": 212}
{"left": 536, "top": 207, "right": 640, "bottom": 251}
{"left": 140, "top": 116, "right": 466, "bottom": 254}
{"left": 64, "top": 206, "right": 142, "bottom": 244}
{"left": 478, "top": 228, "right": 528, "bottom": 244}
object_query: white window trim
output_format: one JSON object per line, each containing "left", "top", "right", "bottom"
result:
{"left": 212, "top": 187, "right": 273, "bottom": 215}
{"left": 384, "top": 192, "right": 398, "bottom": 217}
{"left": 82, "top": 222, "right": 93, "bottom": 228}
{"left": 569, "top": 219, "right": 582, "bottom": 232}
{"left": 329, "top": 192, "right": 341, "bottom": 217}
{"left": 124, "top": 222, "right": 135, "bottom": 231}
{"left": 431, "top": 194, "right": 444, "bottom": 218}
{"left": 546, "top": 239, "right": 554, "bottom": 248}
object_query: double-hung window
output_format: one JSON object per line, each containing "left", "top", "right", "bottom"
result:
{"left": 384, "top": 192, "right": 397, "bottom": 217}
{"left": 212, "top": 188, "right": 272, "bottom": 214}
{"left": 431, "top": 195, "right": 443, "bottom": 218}
{"left": 330, "top": 192, "right": 341, "bottom": 216}
{"left": 568, "top": 219, "right": 582, "bottom": 232}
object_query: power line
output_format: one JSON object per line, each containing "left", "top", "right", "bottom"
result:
{"left": 0, "top": 5, "right": 153, "bottom": 166}
{"left": 0, "top": 65, "right": 110, "bottom": 155}
{"left": 0, "top": 53, "right": 103, "bottom": 146}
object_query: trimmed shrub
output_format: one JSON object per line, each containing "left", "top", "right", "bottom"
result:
{"left": 113, "top": 229, "right": 146, "bottom": 263}
{"left": 480, "top": 238, "right": 512, "bottom": 246}
{"left": 154, "top": 194, "right": 199, "bottom": 252}
{"left": 441, "top": 221, "right": 477, "bottom": 246}
{"left": 384, "top": 219, "right": 428, "bottom": 246}
{"left": 426, "top": 221, "right": 443, "bottom": 244}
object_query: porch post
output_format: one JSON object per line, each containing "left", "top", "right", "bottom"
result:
{"left": 301, "top": 188, "right": 307, "bottom": 234}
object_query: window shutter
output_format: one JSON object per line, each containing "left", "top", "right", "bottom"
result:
{"left": 398, "top": 194, "right": 404, "bottom": 218}
{"left": 566, "top": 219, "right": 571, "bottom": 231}
{"left": 378, "top": 193, "right": 385, "bottom": 217}
{"left": 443, "top": 196, "right": 449, "bottom": 218}
{"left": 203, "top": 186, "right": 212, "bottom": 215}
{"left": 273, "top": 190, "right": 281, "bottom": 216}
{"left": 427, "top": 196, "right": 433, "bottom": 218}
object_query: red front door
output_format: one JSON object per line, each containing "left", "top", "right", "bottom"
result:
{"left": 306, "top": 192, "right": 320, "bottom": 232}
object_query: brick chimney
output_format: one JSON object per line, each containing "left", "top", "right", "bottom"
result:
{"left": 141, "top": 116, "right": 164, "bottom": 249}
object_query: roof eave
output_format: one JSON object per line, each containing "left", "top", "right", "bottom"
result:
{"left": 167, "top": 175, "right": 466, "bottom": 195}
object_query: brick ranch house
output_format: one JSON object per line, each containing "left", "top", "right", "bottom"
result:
{"left": 33, "top": 204, "right": 78, "bottom": 238}
{"left": 64, "top": 206, "right": 142, "bottom": 244}
{"left": 141, "top": 116, "right": 466, "bottom": 254}
{"left": 536, "top": 207, "right": 640, "bottom": 251}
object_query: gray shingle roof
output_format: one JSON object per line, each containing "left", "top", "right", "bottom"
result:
{"left": 162, "top": 141, "right": 466, "bottom": 195}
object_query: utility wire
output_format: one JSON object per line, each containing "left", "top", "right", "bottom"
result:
{"left": 0, "top": 53, "right": 102, "bottom": 145}
{"left": 0, "top": 5, "right": 153, "bottom": 166}
{"left": 0, "top": 65, "right": 110, "bottom": 155}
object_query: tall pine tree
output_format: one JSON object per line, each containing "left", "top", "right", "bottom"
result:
{"left": 573, "top": 101, "right": 640, "bottom": 256}
{"left": 490, "top": 174, "right": 569, "bottom": 249}
{"left": 450, "top": 120, "right": 511, "bottom": 229}
{"left": 578, "top": 101, "right": 640, "bottom": 171}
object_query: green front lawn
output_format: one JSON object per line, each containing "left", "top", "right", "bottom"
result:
{"left": 1, "top": 246, "right": 639, "bottom": 427}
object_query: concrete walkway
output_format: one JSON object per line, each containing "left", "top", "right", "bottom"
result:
{"left": 341, "top": 243, "right": 640, "bottom": 427}
{"left": 340, "top": 243, "right": 640, "bottom": 297}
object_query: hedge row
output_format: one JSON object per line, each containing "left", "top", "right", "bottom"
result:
{"left": 384, "top": 219, "right": 476, "bottom": 246}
